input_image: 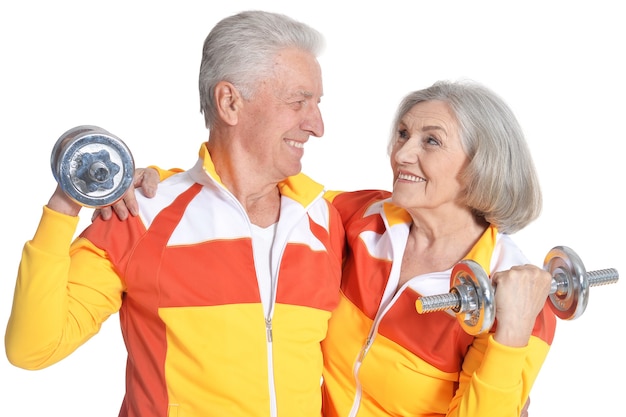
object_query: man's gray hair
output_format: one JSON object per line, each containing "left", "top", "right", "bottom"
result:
{"left": 199, "top": 10, "right": 325, "bottom": 129}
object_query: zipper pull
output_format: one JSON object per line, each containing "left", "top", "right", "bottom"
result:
{"left": 265, "top": 317, "right": 273, "bottom": 343}
{"left": 357, "top": 336, "right": 372, "bottom": 362}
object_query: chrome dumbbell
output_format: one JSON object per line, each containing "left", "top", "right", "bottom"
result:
{"left": 50, "top": 125, "right": 135, "bottom": 208}
{"left": 415, "top": 246, "right": 619, "bottom": 335}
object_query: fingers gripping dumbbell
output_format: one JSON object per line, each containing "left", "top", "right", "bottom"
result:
{"left": 415, "top": 246, "right": 619, "bottom": 335}
{"left": 50, "top": 125, "right": 135, "bottom": 208}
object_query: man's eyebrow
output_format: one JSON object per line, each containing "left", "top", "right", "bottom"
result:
{"left": 289, "top": 90, "right": 313, "bottom": 99}
{"left": 281, "top": 89, "right": 321, "bottom": 103}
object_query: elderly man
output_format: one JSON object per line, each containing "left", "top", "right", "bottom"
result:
{"left": 5, "top": 10, "right": 343, "bottom": 417}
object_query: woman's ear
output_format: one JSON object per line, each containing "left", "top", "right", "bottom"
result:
{"left": 215, "top": 81, "right": 242, "bottom": 125}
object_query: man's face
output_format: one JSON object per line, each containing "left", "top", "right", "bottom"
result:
{"left": 237, "top": 47, "right": 324, "bottom": 181}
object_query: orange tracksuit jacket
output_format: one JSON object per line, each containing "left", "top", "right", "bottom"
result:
{"left": 321, "top": 190, "right": 557, "bottom": 417}
{"left": 5, "top": 143, "right": 344, "bottom": 417}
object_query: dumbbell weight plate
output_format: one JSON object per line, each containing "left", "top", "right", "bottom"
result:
{"left": 543, "top": 246, "right": 589, "bottom": 320}
{"left": 451, "top": 260, "right": 496, "bottom": 335}
{"left": 51, "top": 125, "right": 134, "bottom": 208}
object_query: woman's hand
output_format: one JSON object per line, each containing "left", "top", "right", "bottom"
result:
{"left": 92, "top": 167, "right": 160, "bottom": 221}
{"left": 491, "top": 264, "right": 552, "bottom": 347}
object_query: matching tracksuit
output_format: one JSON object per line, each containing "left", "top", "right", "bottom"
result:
{"left": 7, "top": 146, "right": 557, "bottom": 417}
{"left": 5, "top": 143, "right": 344, "bottom": 417}
{"left": 322, "top": 190, "right": 557, "bottom": 417}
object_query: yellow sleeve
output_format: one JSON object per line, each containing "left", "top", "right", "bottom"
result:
{"left": 5, "top": 206, "right": 125, "bottom": 370}
{"left": 447, "top": 334, "right": 550, "bottom": 417}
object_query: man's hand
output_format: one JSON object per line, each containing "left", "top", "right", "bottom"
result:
{"left": 92, "top": 167, "right": 160, "bottom": 221}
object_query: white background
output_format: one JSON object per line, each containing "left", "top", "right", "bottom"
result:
{"left": 1, "top": 1, "right": 624, "bottom": 415}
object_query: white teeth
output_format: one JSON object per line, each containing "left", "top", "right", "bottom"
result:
{"left": 398, "top": 172, "right": 425, "bottom": 182}
{"left": 286, "top": 140, "right": 304, "bottom": 149}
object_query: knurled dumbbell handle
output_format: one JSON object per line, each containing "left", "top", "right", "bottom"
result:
{"left": 417, "top": 267, "right": 618, "bottom": 314}
{"left": 552, "top": 268, "right": 618, "bottom": 295}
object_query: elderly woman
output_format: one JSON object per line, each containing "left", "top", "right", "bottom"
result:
{"left": 320, "top": 80, "right": 555, "bottom": 417}
{"left": 100, "top": 80, "right": 555, "bottom": 416}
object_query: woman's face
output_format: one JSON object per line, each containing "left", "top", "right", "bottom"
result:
{"left": 390, "top": 100, "right": 470, "bottom": 213}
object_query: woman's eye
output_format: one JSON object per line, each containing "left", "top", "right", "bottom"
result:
{"left": 397, "top": 129, "right": 409, "bottom": 141}
{"left": 426, "top": 136, "right": 440, "bottom": 146}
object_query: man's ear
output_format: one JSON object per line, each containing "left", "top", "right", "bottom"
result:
{"left": 215, "top": 81, "right": 242, "bottom": 126}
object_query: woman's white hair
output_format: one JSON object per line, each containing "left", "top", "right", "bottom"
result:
{"left": 388, "top": 80, "right": 542, "bottom": 234}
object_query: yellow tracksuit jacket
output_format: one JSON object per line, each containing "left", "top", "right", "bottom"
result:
{"left": 5, "top": 143, "right": 344, "bottom": 417}
{"left": 321, "top": 190, "right": 557, "bottom": 417}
